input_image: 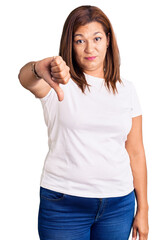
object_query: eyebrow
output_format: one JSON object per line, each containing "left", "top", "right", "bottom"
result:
{"left": 74, "top": 31, "right": 103, "bottom": 37}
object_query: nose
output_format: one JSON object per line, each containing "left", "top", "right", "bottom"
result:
{"left": 84, "top": 41, "right": 94, "bottom": 54}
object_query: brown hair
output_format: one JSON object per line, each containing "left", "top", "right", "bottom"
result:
{"left": 59, "top": 5, "right": 123, "bottom": 95}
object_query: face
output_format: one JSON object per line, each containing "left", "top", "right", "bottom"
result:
{"left": 73, "top": 21, "right": 109, "bottom": 78}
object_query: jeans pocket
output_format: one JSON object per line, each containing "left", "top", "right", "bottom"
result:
{"left": 40, "top": 187, "right": 66, "bottom": 201}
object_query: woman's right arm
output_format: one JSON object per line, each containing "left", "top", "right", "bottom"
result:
{"left": 18, "top": 60, "right": 52, "bottom": 99}
{"left": 18, "top": 56, "right": 71, "bottom": 101}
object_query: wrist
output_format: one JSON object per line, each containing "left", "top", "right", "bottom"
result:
{"left": 137, "top": 204, "right": 149, "bottom": 212}
{"left": 31, "top": 62, "right": 42, "bottom": 79}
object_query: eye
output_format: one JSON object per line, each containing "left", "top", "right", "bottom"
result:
{"left": 94, "top": 37, "right": 102, "bottom": 42}
{"left": 75, "top": 39, "right": 85, "bottom": 44}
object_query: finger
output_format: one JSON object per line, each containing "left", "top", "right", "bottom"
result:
{"left": 139, "top": 233, "right": 148, "bottom": 240}
{"left": 51, "top": 65, "right": 62, "bottom": 73}
{"left": 51, "top": 56, "right": 63, "bottom": 67}
{"left": 42, "top": 69, "right": 64, "bottom": 101}
{"left": 138, "top": 236, "right": 145, "bottom": 240}
{"left": 51, "top": 69, "right": 69, "bottom": 80}
{"left": 132, "top": 227, "right": 137, "bottom": 240}
{"left": 62, "top": 72, "right": 71, "bottom": 84}
{"left": 52, "top": 82, "right": 64, "bottom": 101}
{"left": 51, "top": 61, "right": 66, "bottom": 73}
{"left": 52, "top": 56, "right": 62, "bottom": 64}
{"left": 52, "top": 72, "right": 71, "bottom": 85}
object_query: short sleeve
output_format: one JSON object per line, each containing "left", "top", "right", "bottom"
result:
{"left": 35, "top": 88, "right": 58, "bottom": 127}
{"left": 131, "top": 82, "right": 142, "bottom": 118}
{"left": 35, "top": 88, "right": 54, "bottom": 104}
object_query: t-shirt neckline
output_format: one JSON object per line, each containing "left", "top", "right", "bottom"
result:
{"left": 83, "top": 72, "right": 105, "bottom": 83}
{"left": 84, "top": 72, "right": 104, "bottom": 81}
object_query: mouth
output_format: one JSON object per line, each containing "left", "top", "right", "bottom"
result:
{"left": 85, "top": 56, "right": 96, "bottom": 61}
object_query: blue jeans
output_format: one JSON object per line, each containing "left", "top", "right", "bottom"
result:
{"left": 38, "top": 187, "right": 135, "bottom": 240}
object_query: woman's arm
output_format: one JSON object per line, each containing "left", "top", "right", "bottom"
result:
{"left": 18, "top": 59, "right": 52, "bottom": 98}
{"left": 125, "top": 115, "right": 149, "bottom": 239}
{"left": 18, "top": 56, "right": 70, "bottom": 100}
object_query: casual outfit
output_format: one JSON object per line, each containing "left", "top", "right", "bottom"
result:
{"left": 37, "top": 73, "right": 142, "bottom": 239}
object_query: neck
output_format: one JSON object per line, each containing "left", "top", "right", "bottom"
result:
{"left": 83, "top": 67, "right": 104, "bottom": 79}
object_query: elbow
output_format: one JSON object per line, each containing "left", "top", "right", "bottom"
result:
{"left": 18, "top": 68, "right": 24, "bottom": 87}
{"left": 126, "top": 144, "right": 145, "bottom": 160}
{"left": 18, "top": 70, "right": 21, "bottom": 82}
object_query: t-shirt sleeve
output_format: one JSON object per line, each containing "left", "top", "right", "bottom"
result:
{"left": 35, "top": 88, "right": 58, "bottom": 126}
{"left": 131, "top": 82, "right": 142, "bottom": 118}
{"left": 35, "top": 88, "right": 54, "bottom": 103}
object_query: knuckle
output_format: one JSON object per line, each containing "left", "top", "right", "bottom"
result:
{"left": 53, "top": 56, "right": 58, "bottom": 60}
{"left": 53, "top": 56, "right": 62, "bottom": 65}
{"left": 58, "top": 56, "right": 62, "bottom": 60}
{"left": 50, "top": 66, "right": 55, "bottom": 72}
{"left": 142, "top": 231, "right": 148, "bottom": 236}
{"left": 57, "top": 56, "right": 62, "bottom": 63}
{"left": 57, "top": 65, "right": 62, "bottom": 72}
{"left": 51, "top": 73, "right": 56, "bottom": 78}
{"left": 64, "top": 75, "right": 70, "bottom": 84}
{"left": 59, "top": 71, "right": 64, "bottom": 79}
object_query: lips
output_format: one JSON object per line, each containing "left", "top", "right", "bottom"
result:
{"left": 85, "top": 56, "right": 96, "bottom": 60}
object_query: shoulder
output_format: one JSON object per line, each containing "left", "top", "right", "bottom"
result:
{"left": 116, "top": 77, "right": 134, "bottom": 93}
{"left": 119, "top": 77, "right": 132, "bottom": 87}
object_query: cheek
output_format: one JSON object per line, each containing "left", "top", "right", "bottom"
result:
{"left": 73, "top": 48, "right": 84, "bottom": 66}
{"left": 73, "top": 47, "right": 82, "bottom": 59}
{"left": 98, "top": 45, "right": 107, "bottom": 59}
{"left": 73, "top": 47, "right": 79, "bottom": 59}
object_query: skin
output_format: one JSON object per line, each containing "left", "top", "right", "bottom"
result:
{"left": 73, "top": 21, "right": 109, "bottom": 78}
{"left": 126, "top": 116, "right": 149, "bottom": 240}
{"left": 72, "top": 22, "right": 149, "bottom": 240}
{"left": 18, "top": 21, "right": 149, "bottom": 240}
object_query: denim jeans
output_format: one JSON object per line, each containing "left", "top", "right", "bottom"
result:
{"left": 38, "top": 187, "right": 135, "bottom": 240}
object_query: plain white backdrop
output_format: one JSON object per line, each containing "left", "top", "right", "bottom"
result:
{"left": 0, "top": 0, "right": 166, "bottom": 239}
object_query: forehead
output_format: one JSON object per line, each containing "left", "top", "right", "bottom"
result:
{"left": 74, "top": 22, "right": 105, "bottom": 36}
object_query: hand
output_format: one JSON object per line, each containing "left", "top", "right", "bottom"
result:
{"left": 50, "top": 56, "right": 71, "bottom": 100}
{"left": 132, "top": 209, "right": 149, "bottom": 240}
{"left": 35, "top": 56, "right": 70, "bottom": 101}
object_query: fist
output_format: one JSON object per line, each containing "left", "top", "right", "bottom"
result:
{"left": 35, "top": 56, "right": 70, "bottom": 101}
{"left": 50, "top": 56, "right": 71, "bottom": 85}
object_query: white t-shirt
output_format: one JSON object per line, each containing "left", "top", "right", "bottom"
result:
{"left": 37, "top": 73, "right": 142, "bottom": 198}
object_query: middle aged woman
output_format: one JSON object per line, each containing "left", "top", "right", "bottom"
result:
{"left": 18, "top": 5, "right": 149, "bottom": 240}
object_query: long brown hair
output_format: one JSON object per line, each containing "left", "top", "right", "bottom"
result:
{"left": 59, "top": 5, "right": 123, "bottom": 95}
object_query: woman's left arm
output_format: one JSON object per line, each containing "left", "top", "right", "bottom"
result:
{"left": 125, "top": 115, "right": 149, "bottom": 240}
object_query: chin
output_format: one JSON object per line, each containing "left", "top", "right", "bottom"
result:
{"left": 82, "top": 63, "right": 98, "bottom": 70}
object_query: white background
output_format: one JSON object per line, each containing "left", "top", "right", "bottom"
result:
{"left": 0, "top": 0, "right": 166, "bottom": 239}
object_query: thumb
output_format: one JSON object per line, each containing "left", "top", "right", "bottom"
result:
{"left": 132, "top": 226, "right": 137, "bottom": 240}
{"left": 51, "top": 81, "right": 64, "bottom": 102}
{"left": 42, "top": 71, "right": 64, "bottom": 101}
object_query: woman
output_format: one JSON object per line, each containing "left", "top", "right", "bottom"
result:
{"left": 18, "top": 5, "right": 149, "bottom": 240}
